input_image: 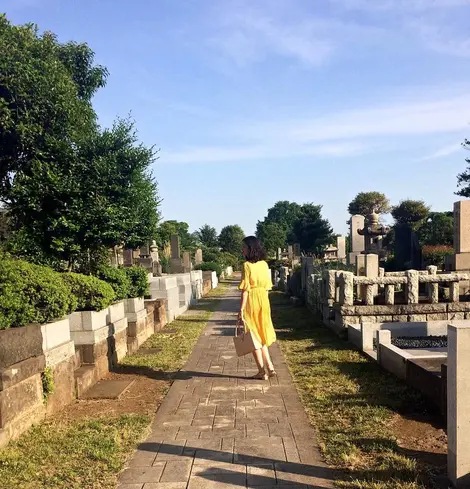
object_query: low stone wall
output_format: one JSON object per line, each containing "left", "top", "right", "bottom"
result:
{"left": 0, "top": 324, "right": 46, "bottom": 447}
{"left": 307, "top": 267, "right": 470, "bottom": 334}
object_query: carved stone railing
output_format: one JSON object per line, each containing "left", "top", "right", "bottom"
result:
{"left": 306, "top": 266, "right": 470, "bottom": 326}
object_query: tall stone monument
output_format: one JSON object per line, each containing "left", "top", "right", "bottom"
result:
{"left": 195, "top": 248, "right": 203, "bottom": 265}
{"left": 183, "top": 251, "right": 192, "bottom": 272}
{"left": 337, "top": 236, "right": 346, "bottom": 263}
{"left": 169, "top": 235, "right": 184, "bottom": 274}
{"left": 348, "top": 215, "right": 365, "bottom": 266}
{"left": 452, "top": 200, "right": 470, "bottom": 270}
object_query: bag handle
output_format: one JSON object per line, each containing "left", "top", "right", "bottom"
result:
{"left": 235, "top": 318, "right": 245, "bottom": 337}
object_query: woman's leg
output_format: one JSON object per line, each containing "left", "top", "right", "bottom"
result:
{"left": 261, "top": 346, "right": 274, "bottom": 371}
{"left": 252, "top": 349, "right": 264, "bottom": 372}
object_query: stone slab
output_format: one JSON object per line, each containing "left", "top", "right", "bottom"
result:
{"left": 81, "top": 379, "right": 135, "bottom": 400}
{"left": 0, "top": 324, "right": 43, "bottom": 369}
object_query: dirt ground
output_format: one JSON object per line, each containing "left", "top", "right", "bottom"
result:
{"left": 56, "top": 372, "right": 170, "bottom": 424}
{"left": 392, "top": 412, "right": 448, "bottom": 486}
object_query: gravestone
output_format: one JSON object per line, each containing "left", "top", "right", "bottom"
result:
{"left": 394, "top": 224, "right": 422, "bottom": 270}
{"left": 294, "top": 243, "right": 301, "bottom": 258}
{"left": 288, "top": 245, "right": 294, "bottom": 260}
{"left": 348, "top": 215, "right": 365, "bottom": 266}
{"left": 183, "top": 252, "right": 191, "bottom": 272}
{"left": 140, "top": 242, "right": 150, "bottom": 257}
{"left": 451, "top": 200, "right": 470, "bottom": 270}
{"left": 169, "top": 235, "right": 184, "bottom": 273}
{"left": 123, "top": 249, "right": 134, "bottom": 267}
{"left": 277, "top": 248, "right": 282, "bottom": 260}
{"left": 170, "top": 235, "right": 180, "bottom": 259}
{"left": 337, "top": 236, "right": 346, "bottom": 262}
{"left": 195, "top": 248, "right": 203, "bottom": 265}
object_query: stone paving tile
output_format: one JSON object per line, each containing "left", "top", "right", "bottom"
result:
{"left": 117, "top": 283, "right": 334, "bottom": 488}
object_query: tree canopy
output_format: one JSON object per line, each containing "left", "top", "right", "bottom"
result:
{"left": 195, "top": 224, "right": 219, "bottom": 249}
{"left": 347, "top": 192, "right": 390, "bottom": 216}
{"left": 157, "top": 220, "right": 197, "bottom": 252}
{"left": 290, "top": 204, "right": 333, "bottom": 254}
{"left": 418, "top": 212, "right": 453, "bottom": 246}
{"left": 391, "top": 200, "right": 430, "bottom": 226}
{"left": 0, "top": 16, "right": 160, "bottom": 269}
{"left": 218, "top": 225, "right": 245, "bottom": 255}
{"left": 256, "top": 201, "right": 333, "bottom": 255}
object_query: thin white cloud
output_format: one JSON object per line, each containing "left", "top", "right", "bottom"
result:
{"left": 159, "top": 85, "right": 470, "bottom": 165}
{"left": 208, "top": 9, "right": 337, "bottom": 68}
{"left": 160, "top": 141, "right": 367, "bottom": 165}
{"left": 419, "top": 142, "right": 466, "bottom": 161}
{"left": 234, "top": 92, "right": 470, "bottom": 144}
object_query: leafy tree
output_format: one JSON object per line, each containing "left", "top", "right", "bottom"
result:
{"left": 218, "top": 225, "right": 245, "bottom": 255}
{"left": 456, "top": 138, "right": 470, "bottom": 197}
{"left": 256, "top": 222, "right": 287, "bottom": 255}
{"left": 8, "top": 118, "right": 160, "bottom": 269}
{"left": 291, "top": 204, "right": 333, "bottom": 254}
{"left": 195, "top": 224, "right": 219, "bottom": 248}
{"left": 418, "top": 211, "right": 453, "bottom": 246}
{"left": 157, "top": 220, "right": 197, "bottom": 252}
{"left": 347, "top": 192, "right": 390, "bottom": 216}
{"left": 391, "top": 200, "right": 430, "bottom": 228}
{"left": 256, "top": 201, "right": 303, "bottom": 251}
{"left": 0, "top": 15, "right": 107, "bottom": 197}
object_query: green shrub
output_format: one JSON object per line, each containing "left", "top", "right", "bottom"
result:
{"left": 195, "top": 262, "right": 223, "bottom": 277}
{"left": 97, "top": 266, "right": 131, "bottom": 301}
{"left": 218, "top": 252, "right": 241, "bottom": 271}
{"left": 62, "top": 273, "right": 115, "bottom": 311}
{"left": 124, "top": 267, "right": 149, "bottom": 298}
{"left": 422, "top": 245, "right": 454, "bottom": 269}
{"left": 0, "top": 256, "right": 77, "bottom": 329}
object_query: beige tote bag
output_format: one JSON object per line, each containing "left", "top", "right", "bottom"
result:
{"left": 233, "top": 319, "right": 262, "bottom": 357}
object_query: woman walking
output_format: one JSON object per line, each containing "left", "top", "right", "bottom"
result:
{"left": 239, "top": 236, "right": 276, "bottom": 380}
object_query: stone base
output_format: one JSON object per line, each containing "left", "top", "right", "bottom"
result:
{"left": 76, "top": 326, "right": 128, "bottom": 378}
{"left": 0, "top": 373, "right": 46, "bottom": 448}
{"left": 45, "top": 354, "right": 75, "bottom": 416}
{"left": 127, "top": 314, "right": 153, "bottom": 355}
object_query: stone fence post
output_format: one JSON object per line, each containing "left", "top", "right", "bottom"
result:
{"left": 448, "top": 323, "right": 470, "bottom": 488}
{"left": 406, "top": 270, "right": 419, "bottom": 304}
{"left": 339, "top": 271, "right": 354, "bottom": 306}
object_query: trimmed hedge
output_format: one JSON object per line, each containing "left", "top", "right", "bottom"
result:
{"left": 124, "top": 266, "right": 149, "bottom": 298}
{"left": 97, "top": 266, "right": 131, "bottom": 301}
{"left": 0, "top": 257, "right": 77, "bottom": 330}
{"left": 62, "top": 273, "right": 115, "bottom": 311}
{"left": 195, "top": 262, "right": 222, "bottom": 277}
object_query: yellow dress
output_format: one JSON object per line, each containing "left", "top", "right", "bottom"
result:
{"left": 239, "top": 260, "right": 276, "bottom": 347}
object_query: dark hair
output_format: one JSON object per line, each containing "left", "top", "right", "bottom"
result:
{"left": 243, "top": 236, "right": 266, "bottom": 263}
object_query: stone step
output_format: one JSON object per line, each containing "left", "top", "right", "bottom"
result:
{"left": 74, "top": 365, "right": 98, "bottom": 398}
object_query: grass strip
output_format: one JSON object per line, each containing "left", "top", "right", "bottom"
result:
{"left": 271, "top": 292, "right": 430, "bottom": 489}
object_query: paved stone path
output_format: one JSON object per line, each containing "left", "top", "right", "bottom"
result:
{"left": 118, "top": 283, "right": 335, "bottom": 489}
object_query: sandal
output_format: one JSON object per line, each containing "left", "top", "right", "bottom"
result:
{"left": 252, "top": 370, "right": 268, "bottom": 380}
{"left": 267, "top": 368, "right": 277, "bottom": 378}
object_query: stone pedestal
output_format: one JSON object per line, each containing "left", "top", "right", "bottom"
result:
{"left": 448, "top": 323, "right": 470, "bottom": 488}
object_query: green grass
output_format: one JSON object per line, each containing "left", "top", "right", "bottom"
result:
{"left": 0, "top": 415, "right": 149, "bottom": 489}
{"left": 271, "top": 292, "right": 430, "bottom": 489}
{"left": 0, "top": 281, "right": 231, "bottom": 489}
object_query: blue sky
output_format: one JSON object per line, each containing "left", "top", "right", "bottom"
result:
{"left": 3, "top": 0, "right": 470, "bottom": 236}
